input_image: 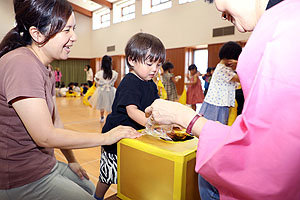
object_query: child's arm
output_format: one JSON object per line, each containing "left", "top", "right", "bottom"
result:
{"left": 126, "top": 105, "right": 148, "bottom": 126}
{"left": 230, "top": 74, "right": 240, "bottom": 83}
{"left": 185, "top": 74, "right": 198, "bottom": 86}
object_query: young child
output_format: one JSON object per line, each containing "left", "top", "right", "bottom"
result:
{"left": 89, "top": 55, "right": 118, "bottom": 123}
{"left": 94, "top": 33, "right": 166, "bottom": 200}
{"left": 81, "top": 83, "right": 89, "bottom": 96}
{"left": 162, "top": 62, "right": 180, "bottom": 101}
{"left": 59, "top": 83, "right": 68, "bottom": 97}
{"left": 199, "top": 41, "right": 242, "bottom": 125}
{"left": 185, "top": 64, "right": 204, "bottom": 111}
{"left": 202, "top": 67, "right": 214, "bottom": 96}
{"left": 73, "top": 82, "right": 81, "bottom": 93}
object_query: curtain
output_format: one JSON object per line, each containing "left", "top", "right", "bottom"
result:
{"left": 51, "top": 59, "right": 90, "bottom": 87}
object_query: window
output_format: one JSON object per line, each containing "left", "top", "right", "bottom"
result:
{"left": 179, "top": 0, "right": 197, "bottom": 4}
{"left": 113, "top": 0, "right": 135, "bottom": 24}
{"left": 142, "top": 0, "right": 172, "bottom": 15}
{"left": 93, "top": 8, "right": 110, "bottom": 30}
{"left": 193, "top": 49, "right": 208, "bottom": 90}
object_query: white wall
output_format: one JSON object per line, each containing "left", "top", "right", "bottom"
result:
{"left": 0, "top": 0, "right": 15, "bottom": 42}
{"left": 70, "top": 12, "right": 92, "bottom": 58}
{"left": 0, "top": 0, "right": 251, "bottom": 58}
{"left": 91, "top": 0, "right": 251, "bottom": 57}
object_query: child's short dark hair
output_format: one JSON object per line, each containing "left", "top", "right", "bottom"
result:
{"left": 125, "top": 33, "right": 166, "bottom": 68}
{"left": 219, "top": 41, "right": 242, "bottom": 60}
{"left": 188, "top": 64, "right": 197, "bottom": 71}
{"left": 162, "top": 62, "right": 174, "bottom": 72}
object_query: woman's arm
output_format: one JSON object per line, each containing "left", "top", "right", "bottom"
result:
{"left": 126, "top": 104, "right": 147, "bottom": 127}
{"left": 12, "top": 97, "right": 140, "bottom": 149}
{"left": 145, "top": 99, "right": 207, "bottom": 137}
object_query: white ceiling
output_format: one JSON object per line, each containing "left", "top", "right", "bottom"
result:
{"left": 68, "top": 0, "right": 118, "bottom": 12}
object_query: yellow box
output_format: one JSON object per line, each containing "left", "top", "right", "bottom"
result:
{"left": 117, "top": 135, "right": 200, "bottom": 200}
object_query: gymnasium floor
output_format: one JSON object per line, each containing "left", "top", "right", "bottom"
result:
{"left": 54, "top": 96, "right": 118, "bottom": 199}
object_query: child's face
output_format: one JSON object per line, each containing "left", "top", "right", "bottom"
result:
{"left": 129, "top": 59, "right": 162, "bottom": 81}
{"left": 190, "top": 69, "right": 196, "bottom": 75}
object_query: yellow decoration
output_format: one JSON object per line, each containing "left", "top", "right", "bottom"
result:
{"left": 228, "top": 100, "right": 238, "bottom": 126}
{"left": 66, "top": 91, "right": 80, "bottom": 97}
{"left": 178, "top": 87, "right": 187, "bottom": 105}
{"left": 117, "top": 135, "right": 200, "bottom": 200}
{"left": 83, "top": 83, "right": 96, "bottom": 107}
{"left": 157, "top": 79, "right": 167, "bottom": 100}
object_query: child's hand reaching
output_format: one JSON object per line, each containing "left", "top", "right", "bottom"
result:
{"left": 103, "top": 126, "right": 141, "bottom": 145}
{"left": 224, "top": 59, "right": 238, "bottom": 69}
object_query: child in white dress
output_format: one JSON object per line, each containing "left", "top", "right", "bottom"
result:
{"left": 89, "top": 56, "right": 118, "bottom": 122}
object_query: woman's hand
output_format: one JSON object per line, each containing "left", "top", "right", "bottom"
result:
{"left": 145, "top": 99, "right": 195, "bottom": 127}
{"left": 103, "top": 126, "right": 141, "bottom": 145}
{"left": 68, "top": 162, "right": 89, "bottom": 180}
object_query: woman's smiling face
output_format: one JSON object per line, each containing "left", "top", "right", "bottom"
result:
{"left": 43, "top": 12, "right": 77, "bottom": 61}
{"left": 214, "top": 0, "right": 259, "bottom": 32}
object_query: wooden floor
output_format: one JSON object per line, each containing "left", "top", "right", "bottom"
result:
{"left": 54, "top": 97, "right": 118, "bottom": 199}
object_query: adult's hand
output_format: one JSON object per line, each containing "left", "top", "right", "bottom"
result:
{"left": 145, "top": 99, "right": 196, "bottom": 128}
{"left": 103, "top": 126, "right": 141, "bottom": 145}
{"left": 69, "top": 162, "right": 89, "bottom": 180}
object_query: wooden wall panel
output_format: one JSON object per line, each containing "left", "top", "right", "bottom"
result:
{"left": 165, "top": 48, "right": 187, "bottom": 94}
{"left": 208, "top": 43, "right": 223, "bottom": 68}
{"left": 90, "top": 58, "right": 100, "bottom": 82}
{"left": 111, "top": 55, "right": 125, "bottom": 88}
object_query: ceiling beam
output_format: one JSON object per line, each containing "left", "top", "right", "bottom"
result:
{"left": 70, "top": 2, "right": 92, "bottom": 18}
{"left": 92, "top": 0, "right": 112, "bottom": 10}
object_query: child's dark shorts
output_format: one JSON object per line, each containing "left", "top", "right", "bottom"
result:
{"left": 99, "top": 148, "right": 118, "bottom": 184}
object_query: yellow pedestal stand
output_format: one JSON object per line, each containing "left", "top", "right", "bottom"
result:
{"left": 117, "top": 135, "right": 200, "bottom": 200}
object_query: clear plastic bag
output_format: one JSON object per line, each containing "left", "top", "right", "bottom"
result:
{"left": 143, "top": 118, "right": 173, "bottom": 141}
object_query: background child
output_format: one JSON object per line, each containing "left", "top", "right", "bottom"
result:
{"left": 59, "top": 83, "right": 68, "bottom": 97}
{"left": 81, "top": 83, "right": 89, "bottom": 96}
{"left": 185, "top": 64, "right": 204, "bottom": 111}
{"left": 94, "top": 33, "right": 166, "bottom": 200}
{"left": 199, "top": 41, "right": 242, "bottom": 124}
{"left": 162, "top": 61, "right": 180, "bottom": 101}
{"left": 73, "top": 82, "right": 81, "bottom": 93}
{"left": 202, "top": 67, "right": 214, "bottom": 96}
{"left": 89, "top": 55, "right": 118, "bottom": 123}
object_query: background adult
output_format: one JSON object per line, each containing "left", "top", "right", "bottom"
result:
{"left": 54, "top": 67, "right": 62, "bottom": 88}
{"left": 0, "top": 1, "right": 139, "bottom": 200}
{"left": 146, "top": 0, "right": 300, "bottom": 199}
{"left": 84, "top": 64, "right": 94, "bottom": 87}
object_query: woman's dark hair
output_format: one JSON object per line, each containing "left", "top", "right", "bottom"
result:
{"left": 101, "top": 55, "right": 112, "bottom": 80}
{"left": 162, "top": 62, "right": 174, "bottom": 72}
{"left": 188, "top": 64, "right": 197, "bottom": 71}
{"left": 0, "top": 0, "right": 73, "bottom": 58}
{"left": 219, "top": 41, "right": 242, "bottom": 60}
{"left": 85, "top": 65, "right": 91, "bottom": 70}
{"left": 125, "top": 33, "right": 166, "bottom": 68}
